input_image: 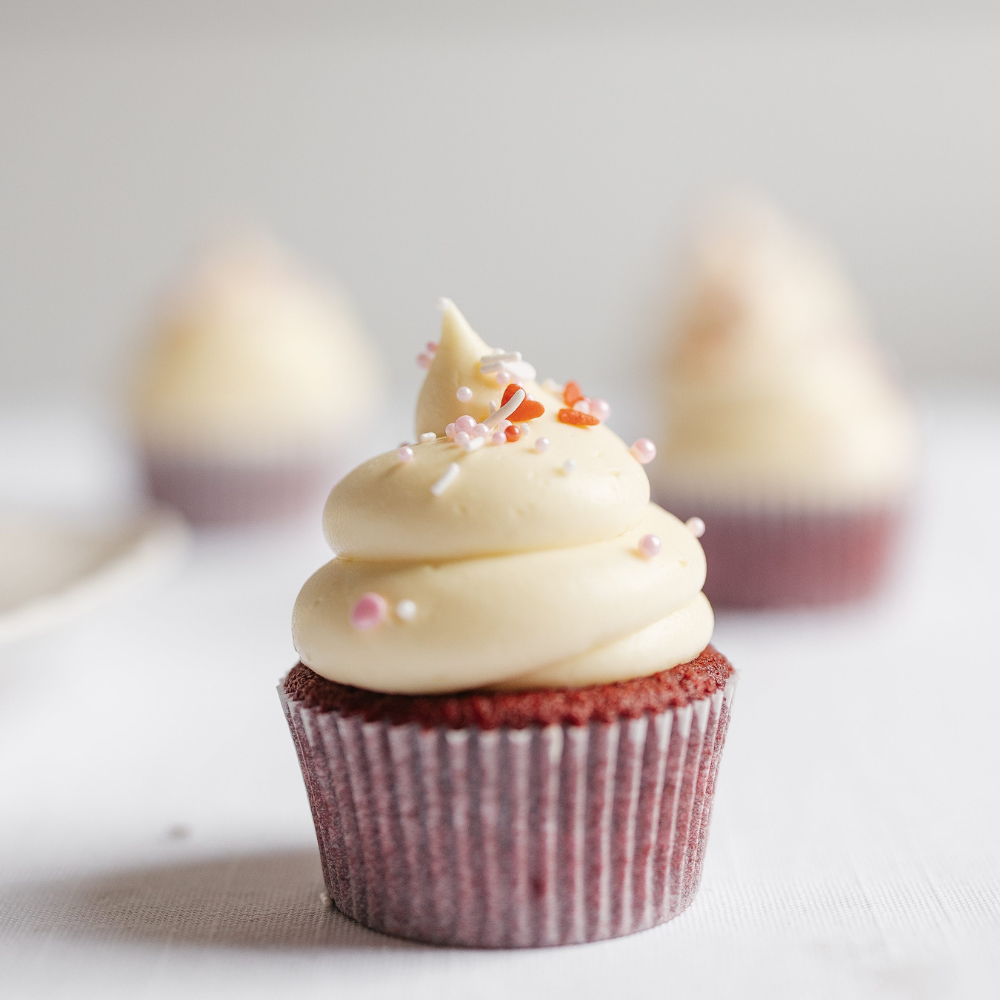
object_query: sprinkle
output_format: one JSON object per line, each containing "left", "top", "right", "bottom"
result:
{"left": 506, "top": 360, "right": 537, "bottom": 381}
{"left": 430, "top": 462, "right": 460, "bottom": 496}
{"left": 495, "top": 370, "right": 511, "bottom": 385}
{"left": 397, "top": 445, "right": 414, "bottom": 463}
{"left": 456, "top": 386, "right": 473, "bottom": 402}
{"left": 563, "top": 380, "right": 585, "bottom": 406}
{"left": 519, "top": 423, "right": 530, "bottom": 437}
{"left": 501, "top": 382, "right": 544, "bottom": 422}
{"left": 630, "top": 438, "right": 656, "bottom": 465}
{"left": 426, "top": 341, "right": 438, "bottom": 354}
{"left": 483, "top": 388, "right": 525, "bottom": 428}
{"left": 534, "top": 436, "right": 550, "bottom": 453}
{"left": 638, "top": 534, "right": 662, "bottom": 559}
{"left": 395, "top": 599, "right": 418, "bottom": 621}
{"left": 416, "top": 353, "right": 433, "bottom": 369}
{"left": 455, "top": 414, "right": 477, "bottom": 433}
{"left": 419, "top": 432, "right": 436, "bottom": 443}
{"left": 563, "top": 459, "right": 577, "bottom": 474}
{"left": 454, "top": 431, "right": 470, "bottom": 448}
{"left": 590, "top": 398, "right": 611, "bottom": 422}
{"left": 445, "top": 422, "right": 456, "bottom": 438}
{"left": 542, "top": 378, "right": 563, "bottom": 393}
{"left": 488, "top": 400, "right": 498, "bottom": 415}
{"left": 491, "top": 430, "right": 507, "bottom": 445}
{"left": 472, "top": 423, "right": 490, "bottom": 438}
{"left": 351, "top": 592, "right": 388, "bottom": 630}
{"left": 320, "top": 891, "right": 333, "bottom": 908}
{"left": 685, "top": 516, "right": 706, "bottom": 538}
{"left": 479, "top": 351, "right": 522, "bottom": 371}
{"left": 572, "top": 399, "right": 591, "bottom": 413}
{"left": 505, "top": 425, "right": 521, "bottom": 442}
{"left": 464, "top": 435, "right": 485, "bottom": 452}
{"left": 558, "top": 408, "right": 599, "bottom": 427}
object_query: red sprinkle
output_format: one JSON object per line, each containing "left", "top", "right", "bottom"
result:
{"left": 558, "top": 407, "right": 599, "bottom": 427}
{"left": 504, "top": 425, "right": 521, "bottom": 442}
{"left": 563, "top": 380, "right": 585, "bottom": 406}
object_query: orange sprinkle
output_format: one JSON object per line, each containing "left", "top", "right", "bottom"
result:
{"left": 563, "top": 380, "right": 584, "bottom": 406}
{"left": 501, "top": 383, "right": 523, "bottom": 406}
{"left": 504, "top": 424, "right": 521, "bottom": 442}
{"left": 558, "top": 407, "right": 599, "bottom": 427}
{"left": 510, "top": 399, "right": 544, "bottom": 422}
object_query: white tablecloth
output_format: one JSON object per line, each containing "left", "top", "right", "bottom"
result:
{"left": 1, "top": 391, "right": 999, "bottom": 999}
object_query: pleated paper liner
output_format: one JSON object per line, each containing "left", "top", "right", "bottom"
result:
{"left": 657, "top": 495, "right": 905, "bottom": 608}
{"left": 281, "top": 670, "right": 737, "bottom": 947}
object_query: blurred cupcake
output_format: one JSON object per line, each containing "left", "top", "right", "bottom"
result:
{"left": 651, "top": 200, "right": 917, "bottom": 607}
{"left": 280, "top": 301, "right": 737, "bottom": 947}
{"left": 131, "top": 236, "right": 379, "bottom": 524}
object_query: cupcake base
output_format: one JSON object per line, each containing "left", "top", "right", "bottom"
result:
{"left": 280, "top": 648, "right": 736, "bottom": 948}
{"left": 658, "top": 498, "right": 904, "bottom": 609}
{"left": 142, "top": 451, "right": 337, "bottom": 525}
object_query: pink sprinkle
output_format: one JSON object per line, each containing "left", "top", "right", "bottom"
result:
{"left": 534, "top": 436, "right": 550, "bottom": 453}
{"left": 472, "top": 422, "right": 490, "bottom": 438}
{"left": 445, "top": 422, "right": 456, "bottom": 438}
{"left": 590, "top": 398, "right": 611, "bottom": 422}
{"left": 456, "top": 386, "right": 473, "bottom": 402}
{"left": 572, "top": 399, "right": 590, "bottom": 413}
{"left": 351, "top": 592, "right": 388, "bottom": 630}
{"left": 631, "top": 438, "right": 656, "bottom": 465}
{"left": 495, "top": 370, "right": 511, "bottom": 385}
{"left": 416, "top": 353, "right": 433, "bottom": 369}
{"left": 455, "top": 414, "right": 476, "bottom": 433}
{"left": 491, "top": 431, "right": 506, "bottom": 445}
{"left": 397, "top": 445, "right": 414, "bottom": 463}
{"left": 638, "top": 534, "right": 661, "bottom": 559}
{"left": 685, "top": 516, "right": 706, "bottom": 539}
{"left": 454, "top": 431, "right": 471, "bottom": 448}
{"left": 426, "top": 341, "right": 438, "bottom": 354}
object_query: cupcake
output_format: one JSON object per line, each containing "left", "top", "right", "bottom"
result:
{"left": 131, "top": 236, "right": 380, "bottom": 524}
{"left": 651, "top": 200, "right": 918, "bottom": 608}
{"left": 280, "top": 300, "right": 737, "bottom": 947}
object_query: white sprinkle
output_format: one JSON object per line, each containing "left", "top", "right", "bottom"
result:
{"left": 464, "top": 435, "right": 485, "bottom": 452}
{"left": 685, "top": 516, "right": 706, "bottom": 539}
{"left": 320, "top": 891, "right": 333, "bottom": 908}
{"left": 395, "top": 599, "right": 417, "bottom": 621}
{"left": 430, "top": 463, "right": 460, "bottom": 496}
{"left": 483, "top": 388, "right": 525, "bottom": 428}
{"left": 542, "top": 378, "right": 563, "bottom": 393}
{"left": 456, "top": 386, "right": 473, "bottom": 402}
{"left": 419, "top": 432, "right": 436, "bottom": 443}
{"left": 489, "top": 400, "right": 498, "bottom": 415}
{"left": 563, "top": 459, "right": 577, "bottom": 474}
{"left": 480, "top": 351, "right": 522, "bottom": 365}
{"left": 534, "top": 436, "right": 550, "bottom": 453}
{"left": 519, "top": 422, "right": 530, "bottom": 437}
{"left": 505, "top": 360, "right": 536, "bottom": 381}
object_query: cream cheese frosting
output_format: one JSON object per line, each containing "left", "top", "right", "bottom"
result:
{"left": 132, "top": 236, "right": 379, "bottom": 461}
{"left": 292, "top": 301, "right": 713, "bottom": 694}
{"left": 654, "top": 200, "right": 917, "bottom": 508}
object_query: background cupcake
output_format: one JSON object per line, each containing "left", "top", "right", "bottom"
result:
{"left": 651, "top": 200, "right": 918, "bottom": 608}
{"left": 281, "top": 301, "right": 737, "bottom": 947}
{"left": 131, "top": 235, "right": 380, "bottom": 524}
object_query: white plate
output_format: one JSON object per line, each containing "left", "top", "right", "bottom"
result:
{"left": 0, "top": 507, "right": 189, "bottom": 645}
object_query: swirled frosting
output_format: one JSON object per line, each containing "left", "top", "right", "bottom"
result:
{"left": 292, "top": 301, "right": 713, "bottom": 695}
{"left": 132, "top": 236, "right": 379, "bottom": 461}
{"left": 654, "top": 200, "right": 917, "bottom": 508}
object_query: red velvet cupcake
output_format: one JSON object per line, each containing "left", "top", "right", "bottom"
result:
{"left": 281, "top": 301, "right": 737, "bottom": 946}
{"left": 652, "top": 200, "right": 916, "bottom": 607}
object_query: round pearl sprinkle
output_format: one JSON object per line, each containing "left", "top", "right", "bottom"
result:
{"left": 518, "top": 422, "right": 530, "bottom": 437}
{"left": 590, "top": 398, "right": 611, "bottom": 422}
{"left": 491, "top": 431, "right": 506, "bottom": 445}
{"left": 419, "top": 432, "right": 436, "bottom": 443}
{"left": 454, "top": 431, "right": 471, "bottom": 448}
{"left": 395, "top": 599, "right": 418, "bottom": 622}
{"left": 416, "top": 353, "right": 433, "bottom": 370}
{"left": 455, "top": 414, "right": 476, "bottom": 434}
{"left": 685, "top": 516, "right": 706, "bottom": 539}
{"left": 445, "top": 422, "right": 456, "bottom": 438}
{"left": 638, "top": 534, "right": 662, "bottom": 559}
{"left": 495, "top": 370, "right": 511, "bottom": 385}
{"left": 456, "top": 386, "right": 473, "bottom": 402}
{"left": 631, "top": 438, "right": 657, "bottom": 465}
{"left": 397, "top": 445, "right": 414, "bottom": 463}
{"left": 472, "top": 422, "right": 490, "bottom": 438}
{"left": 351, "top": 592, "right": 387, "bottom": 630}
{"left": 534, "top": 436, "right": 550, "bottom": 453}
{"left": 572, "top": 399, "right": 590, "bottom": 414}
{"left": 426, "top": 341, "right": 438, "bottom": 354}
{"left": 563, "top": 459, "right": 577, "bottom": 474}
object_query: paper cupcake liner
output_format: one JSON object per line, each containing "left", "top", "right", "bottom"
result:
{"left": 280, "top": 675, "right": 737, "bottom": 947}
{"left": 142, "top": 452, "right": 337, "bottom": 524}
{"left": 657, "top": 496, "right": 904, "bottom": 608}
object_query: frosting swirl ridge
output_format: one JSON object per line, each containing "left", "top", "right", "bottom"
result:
{"left": 292, "top": 302, "right": 713, "bottom": 694}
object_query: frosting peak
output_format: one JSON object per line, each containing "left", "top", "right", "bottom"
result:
{"left": 293, "top": 303, "right": 713, "bottom": 694}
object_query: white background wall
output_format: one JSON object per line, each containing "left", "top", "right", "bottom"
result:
{"left": 2, "top": 2, "right": 1000, "bottom": 411}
